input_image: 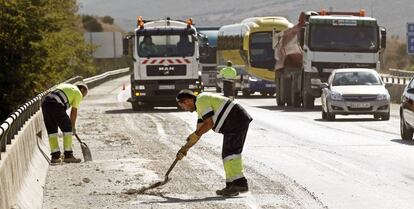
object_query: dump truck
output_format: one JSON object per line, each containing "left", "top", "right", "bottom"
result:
{"left": 273, "top": 10, "right": 386, "bottom": 108}
{"left": 126, "top": 17, "right": 202, "bottom": 110}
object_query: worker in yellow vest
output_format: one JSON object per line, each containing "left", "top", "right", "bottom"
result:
{"left": 41, "top": 83, "right": 88, "bottom": 164}
{"left": 219, "top": 60, "right": 237, "bottom": 100}
{"left": 176, "top": 89, "right": 252, "bottom": 196}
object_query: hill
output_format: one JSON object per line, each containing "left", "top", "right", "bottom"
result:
{"left": 77, "top": 0, "right": 412, "bottom": 38}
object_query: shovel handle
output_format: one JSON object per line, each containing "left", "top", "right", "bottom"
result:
{"left": 74, "top": 133, "right": 83, "bottom": 143}
{"left": 164, "top": 158, "right": 179, "bottom": 179}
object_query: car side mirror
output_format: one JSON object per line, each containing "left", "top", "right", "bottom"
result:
{"left": 407, "top": 88, "right": 414, "bottom": 94}
{"left": 320, "top": 83, "right": 329, "bottom": 89}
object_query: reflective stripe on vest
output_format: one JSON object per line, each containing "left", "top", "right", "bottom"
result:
{"left": 51, "top": 89, "right": 69, "bottom": 109}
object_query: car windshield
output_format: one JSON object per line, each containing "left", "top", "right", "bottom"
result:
{"left": 250, "top": 32, "right": 275, "bottom": 69}
{"left": 332, "top": 71, "right": 382, "bottom": 86}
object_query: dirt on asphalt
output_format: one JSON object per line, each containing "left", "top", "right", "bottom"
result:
{"left": 41, "top": 77, "right": 326, "bottom": 209}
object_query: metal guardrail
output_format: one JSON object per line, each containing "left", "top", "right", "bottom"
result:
{"left": 0, "top": 67, "right": 130, "bottom": 160}
{"left": 380, "top": 74, "right": 412, "bottom": 85}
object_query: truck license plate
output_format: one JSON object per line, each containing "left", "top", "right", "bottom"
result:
{"left": 350, "top": 103, "right": 370, "bottom": 108}
{"left": 159, "top": 85, "right": 175, "bottom": 90}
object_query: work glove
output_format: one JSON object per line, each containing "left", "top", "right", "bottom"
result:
{"left": 176, "top": 132, "right": 200, "bottom": 160}
{"left": 72, "top": 127, "right": 77, "bottom": 135}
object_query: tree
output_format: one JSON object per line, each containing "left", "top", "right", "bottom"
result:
{"left": 102, "top": 16, "right": 114, "bottom": 24}
{"left": 0, "top": 0, "right": 96, "bottom": 121}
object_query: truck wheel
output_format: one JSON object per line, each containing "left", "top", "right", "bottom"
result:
{"left": 302, "top": 92, "right": 315, "bottom": 109}
{"left": 132, "top": 102, "right": 141, "bottom": 111}
{"left": 327, "top": 110, "right": 335, "bottom": 121}
{"left": 322, "top": 108, "right": 327, "bottom": 120}
{"left": 242, "top": 89, "right": 250, "bottom": 97}
{"left": 216, "top": 86, "right": 222, "bottom": 93}
{"left": 292, "top": 92, "right": 301, "bottom": 107}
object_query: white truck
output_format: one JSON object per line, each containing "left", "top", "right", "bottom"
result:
{"left": 126, "top": 17, "right": 202, "bottom": 110}
{"left": 273, "top": 10, "right": 387, "bottom": 108}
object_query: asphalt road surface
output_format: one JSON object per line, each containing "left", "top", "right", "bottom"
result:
{"left": 42, "top": 76, "right": 414, "bottom": 209}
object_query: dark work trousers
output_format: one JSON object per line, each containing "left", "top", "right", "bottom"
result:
{"left": 220, "top": 103, "right": 252, "bottom": 187}
{"left": 41, "top": 99, "right": 72, "bottom": 135}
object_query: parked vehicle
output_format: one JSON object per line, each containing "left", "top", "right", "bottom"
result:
{"left": 216, "top": 16, "right": 292, "bottom": 96}
{"left": 320, "top": 68, "right": 390, "bottom": 121}
{"left": 400, "top": 77, "right": 414, "bottom": 140}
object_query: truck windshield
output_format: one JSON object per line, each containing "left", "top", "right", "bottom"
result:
{"left": 249, "top": 32, "right": 276, "bottom": 70}
{"left": 199, "top": 30, "right": 218, "bottom": 63}
{"left": 309, "top": 26, "right": 379, "bottom": 52}
{"left": 137, "top": 35, "right": 195, "bottom": 57}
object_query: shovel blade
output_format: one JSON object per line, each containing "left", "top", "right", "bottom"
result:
{"left": 80, "top": 142, "right": 92, "bottom": 162}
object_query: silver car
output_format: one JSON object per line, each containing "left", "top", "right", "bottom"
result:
{"left": 320, "top": 68, "right": 390, "bottom": 121}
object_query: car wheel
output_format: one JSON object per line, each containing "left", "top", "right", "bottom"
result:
{"left": 216, "top": 86, "right": 222, "bottom": 93}
{"left": 373, "top": 114, "right": 381, "bottom": 120}
{"left": 400, "top": 114, "right": 413, "bottom": 140}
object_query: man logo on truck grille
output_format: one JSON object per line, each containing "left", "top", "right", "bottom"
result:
{"left": 159, "top": 66, "right": 175, "bottom": 75}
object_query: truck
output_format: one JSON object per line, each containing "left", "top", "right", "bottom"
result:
{"left": 216, "top": 17, "right": 293, "bottom": 96}
{"left": 126, "top": 17, "right": 202, "bottom": 110}
{"left": 273, "top": 10, "right": 386, "bottom": 108}
{"left": 197, "top": 27, "right": 220, "bottom": 89}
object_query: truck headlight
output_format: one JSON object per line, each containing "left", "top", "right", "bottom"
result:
{"left": 248, "top": 76, "right": 258, "bottom": 82}
{"left": 135, "top": 85, "right": 145, "bottom": 90}
{"left": 376, "top": 94, "right": 389, "bottom": 101}
{"left": 330, "top": 91, "right": 343, "bottom": 101}
{"left": 189, "top": 84, "right": 198, "bottom": 89}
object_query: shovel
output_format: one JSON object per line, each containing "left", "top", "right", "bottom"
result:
{"left": 74, "top": 134, "right": 93, "bottom": 162}
{"left": 136, "top": 157, "right": 179, "bottom": 194}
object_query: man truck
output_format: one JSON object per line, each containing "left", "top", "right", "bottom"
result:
{"left": 273, "top": 10, "right": 386, "bottom": 108}
{"left": 126, "top": 17, "right": 202, "bottom": 110}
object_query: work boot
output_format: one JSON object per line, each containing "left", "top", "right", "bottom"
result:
{"left": 216, "top": 185, "right": 239, "bottom": 196}
{"left": 233, "top": 177, "right": 249, "bottom": 193}
{"left": 63, "top": 151, "right": 81, "bottom": 163}
{"left": 50, "top": 151, "right": 62, "bottom": 164}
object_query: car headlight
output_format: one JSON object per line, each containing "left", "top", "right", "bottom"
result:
{"left": 330, "top": 91, "right": 343, "bottom": 101}
{"left": 376, "top": 94, "right": 389, "bottom": 101}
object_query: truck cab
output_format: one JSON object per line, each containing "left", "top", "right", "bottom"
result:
{"left": 127, "top": 17, "right": 202, "bottom": 110}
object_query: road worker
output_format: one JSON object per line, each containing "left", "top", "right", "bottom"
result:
{"left": 41, "top": 83, "right": 88, "bottom": 164}
{"left": 219, "top": 60, "right": 237, "bottom": 100}
{"left": 176, "top": 89, "right": 252, "bottom": 196}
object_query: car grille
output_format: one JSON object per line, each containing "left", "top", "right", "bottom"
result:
{"left": 348, "top": 107, "right": 373, "bottom": 111}
{"left": 343, "top": 95, "right": 377, "bottom": 101}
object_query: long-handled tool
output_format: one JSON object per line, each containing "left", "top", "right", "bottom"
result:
{"left": 74, "top": 133, "right": 92, "bottom": 162}
{"left": 137, "top": 157, "right": 179, "bottom": 194}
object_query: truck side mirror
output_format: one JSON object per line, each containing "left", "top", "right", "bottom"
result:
{"left": 299, "top": 27, "right": 305, "bottom": 47}
{"left": 123, "top": 37, "right": 130, "bottom": 56}
{"left": 380, "top": 27, "right": 386, "bottom": 50}
{"left": 320, "top": 83, "right": 329, "bottom": 89}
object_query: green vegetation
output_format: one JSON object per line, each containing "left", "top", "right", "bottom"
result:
{"left": 383, "top": 36, "right": 414, "bottom": 72}
{"left": 102, "top": 16, "right": 115, "bottom": 24}
{"left": 81, "top": 14, "right": 103, "bottom": 32}
{"left": 0, "top": 0, "right": 96, "bottom": 121}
